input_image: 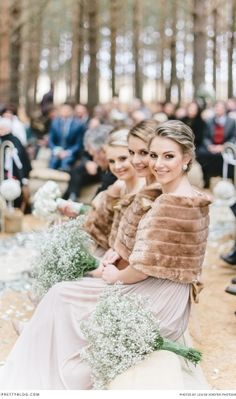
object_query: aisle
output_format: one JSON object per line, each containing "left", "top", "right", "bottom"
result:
{"left": 190, "top": 236, "right": 236, "bottom": 389}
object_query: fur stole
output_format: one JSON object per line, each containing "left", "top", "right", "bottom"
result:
{"left": 129, "top": 192, "right": 211, "bottom": 283}
{"left": 83, "top": 186, "right": 120, "bottom": 250}
{"left": 113, "top": 183, "right": 162, "bottom": 260}
{"left": 108, "top": 193, "right": 137, "bottom": 248}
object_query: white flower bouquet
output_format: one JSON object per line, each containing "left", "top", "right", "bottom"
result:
{"left": 33, "top": 181, "right": 89, "bottom": 220}
{"left": 33, "top": 181, "right": 61, "bottom": 219}
{"left": 81, "top": 285, "right": 202, "bottom": 389}
{"left": 32, "top": 217, "right": 99, "bottom": 296}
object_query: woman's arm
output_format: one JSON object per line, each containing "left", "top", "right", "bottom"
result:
{"left": 102, "top": 264, "right": 148, "bottom": 284}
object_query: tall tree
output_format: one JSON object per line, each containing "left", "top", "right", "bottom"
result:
{"left": 87, "top": 0, "right": 99, "bottom": 112}
{"left": 212, "top": 6, "right": 218, "bottom": 92}
{"left": 0, "top": 1, "right": 10, "bottom": 104}
{"left": 22, "top": 0, "right": 44, "bottom": 113}
{"left": 70, "top": 0, "right": 85, "bottom": 102}
{"left": 9, "top": 0, "right": 22, "bottom": 105}
{"left": 132, "top": 0, "right": 143, "bottom": 99}
{"left": 110, "top": 0, "right": 119, "bottom": 97}
{"left": 228, "top": 0, "right": 236, "bottom": 98}
{"left": 157, "top": 0, "right": 167, "bottom": 101}
{"left": 192, "top": 0, "right": 207, "bottom": 96}
{"left": 76, "top": 0, "right": 85, "bottom": 103}
{"left": 166, "top": 0, "right": 178, "bottom": 102}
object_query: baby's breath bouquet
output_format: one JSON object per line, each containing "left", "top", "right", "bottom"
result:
{"left": 32, "top": 217, "right": 98, "bottom": 296}
{"left": 80, "top": 285, "right": 202, "bottom": 389}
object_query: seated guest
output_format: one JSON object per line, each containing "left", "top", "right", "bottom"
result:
{"left": 63, "top": 124, "right": 117, "bottom": 201}
{"left": 197, "top": 101, "right": 236, "bottom": 187}
{"left": 74, "top": 104, "right": 90, "bottom": 128}
{"left": 48, "top": 103, "right": 86, "bottom": 171}
{"left": 0, "top": 117, "right": 32, "bottom": 213}
{"left": 181, "top": 101, "right": 208, "bottom": 152}
{"left": 0, "top": 104, "right": 27, "bottom": 147}
{"left": 163, "top": 102, "right": 177, "bottom": 120}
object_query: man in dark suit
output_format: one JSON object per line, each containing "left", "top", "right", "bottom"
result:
{"left": 49, "top": 103, "right": 86, "bottom": 171}
{"left": 197, "top": 100, "right": 236, "bottom": 187}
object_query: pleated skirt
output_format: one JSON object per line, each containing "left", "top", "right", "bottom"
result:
{"left": 0, "top": 276, "right": 191, "bottom": 390}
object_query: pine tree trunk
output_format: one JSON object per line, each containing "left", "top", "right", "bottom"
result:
{"left": 9, "top": 0, "right": 22, "bottom": 106}
{"left": 133, "top": 0, "right": 142, "bottom": 99}
{"left": 192, "top": 0, "right": 207, "bottom": 96}
{"left": 87, "top": 0, "right": 99, "bottom": 113}
{"left": 22, "top": 0, "right": 43, "bottom": 114}
{"left": 212, "top": 8, "right": 217, "bottom": 92}
{"left": 110, "top": 0, "right": 119, "bottom": 97}
{"left": 0, "top": 1, "right": 11, "bottom": 104}
{"left": 69, "top": 2, "right": 78, "bottom": 100}
{"left": 73, "top": 0, "right": 84, "bottom": 103}
{"left": 166, "top": 0, "right": 178, "bottom": 102}
{"left": 228, "top": 0, "right": 236, "bottom": 98}
{"left": 158, "top": 0, "right": 166, "bottom": 101}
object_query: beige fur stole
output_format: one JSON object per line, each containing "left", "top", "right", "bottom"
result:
{"left": 129, "top": 193, "right": 211, "bottom": 283}
{"left": 113, "top": 184, "right": 162, "bottom": 260}
{"left": 108, "top": 193, "right": 137, "bottom": 249}
{"left": 83, "top": 186, "right": 120, "bottom": 250}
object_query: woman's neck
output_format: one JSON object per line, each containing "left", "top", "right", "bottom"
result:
{"left": 125, "top": 176, "right": 145, "bottom": 195}
{"left": 146, "top": 174, "right": 156, "bottom": 186}
{"left": 161, "top": 175, "right": 195, "bottom": 197}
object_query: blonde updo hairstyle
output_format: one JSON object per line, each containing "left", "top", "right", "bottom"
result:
{"left": 105, "top": 127, "right": 130, "bottom": 148}
{"left": 128, "top": 119, "right": 160, "bottom": 144}
{"left": 150, "top": 120, "right": 195, "bottom": 172}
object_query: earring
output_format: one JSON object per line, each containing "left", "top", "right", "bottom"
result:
{"left": 182, "top": 164, "right": 188, "bottom": 172}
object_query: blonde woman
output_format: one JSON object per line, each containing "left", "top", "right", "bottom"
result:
{"left": 82, "top": 127, "right": 145, "bottom": 254}
{"left": 60, "top": 127, "right": 145, "bottom": 255}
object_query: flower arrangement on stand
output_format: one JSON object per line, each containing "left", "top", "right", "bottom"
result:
{"left": 80, "top": 285, "right": 202, "bottom": 389}
{"left": 32, "top": 217, "right": 99, "bottom": 296}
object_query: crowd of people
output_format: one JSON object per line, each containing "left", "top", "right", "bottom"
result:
{"left": 2, "top": 95, "right": 236, "bottom": 207}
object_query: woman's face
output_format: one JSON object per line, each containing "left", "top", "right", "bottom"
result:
{"left": 128, "top": 135, "right": 151, "bottom": 178}
{"left": 149, "top": 136, "right": 190, "bottom": 188}
{"left": 105, "top": 145, "right": 136, "bottom": 181}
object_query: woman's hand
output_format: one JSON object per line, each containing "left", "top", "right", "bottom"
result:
{"left": 102, "top": 249, "right": 121, "bottom": 266}
{"left": 57, "top": 200, "right": 79, "bottom": 218}
{"left": 89, "top": 261, "right": 105, "bottom": 278}
{"left": 102, "top": 264, "right": 120, "bottom": 284}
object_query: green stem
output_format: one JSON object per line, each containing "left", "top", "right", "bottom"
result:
{"left": 154, "top": 337, "right": 202, "bottom": 366}
{"left": 80, "top": 204, "right": 91, "bottom": 215}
